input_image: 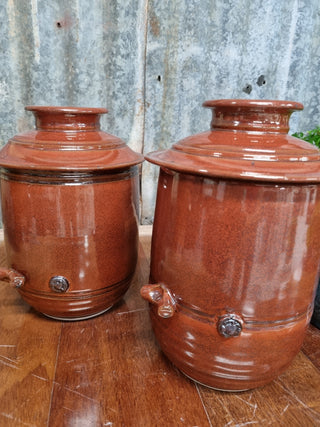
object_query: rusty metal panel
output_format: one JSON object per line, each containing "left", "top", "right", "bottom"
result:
{"left": 0, "top": 1, "right": 320, "bottom": 223}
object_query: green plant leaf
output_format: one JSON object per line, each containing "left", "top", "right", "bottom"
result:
{"left": 292, "top": 127, "right": 320, "bottom": 148}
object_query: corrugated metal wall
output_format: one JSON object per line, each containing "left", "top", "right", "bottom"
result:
{"left": 1, "top": 0, "right": 320, "bottom": 223}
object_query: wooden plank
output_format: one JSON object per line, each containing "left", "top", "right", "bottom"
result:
{"left": 302, "top": 324, "right": 320, "bottom": 370}
{"left": 198, "top": 352, "right": 320, "bottom": 426}
{"left": 48, "top": 310, "right": 210, "bottom": 427}
{"left": 0, "top": 239, "right": 61, "bottom": 426}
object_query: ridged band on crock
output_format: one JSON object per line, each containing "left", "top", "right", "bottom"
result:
{"left": 145, "top": 283, "right": 314, "bottom": 330}
{"left": 0, "top": 166, "right": 139, "bottom": 185}
{"left": 149, "top": 303, "right": 311, "bottom": 390}
{"left": 18, "top": 273, "right": 134, "bottom": 319}
{"left": 174, "top": 298, "right": 314, "bottom": 330}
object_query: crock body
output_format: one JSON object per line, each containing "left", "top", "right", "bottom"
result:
{"left": 141, "top": 99, "right": 320, "bottom": 390}
{"left": 148, "top": 169, "right": 320, "bottom": 390}
{"left": 0, "top": 106, "right": 143, "bottom": 320}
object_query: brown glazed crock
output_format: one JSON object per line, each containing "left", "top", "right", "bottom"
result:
{"left": 0, "top": 106, "right": 143, "bottom": 320}
{"left": 141, "top": 99, "right": 320, "bottom": 391}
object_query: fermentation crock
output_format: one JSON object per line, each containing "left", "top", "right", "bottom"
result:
{"left": 0, "top": 106, "right": 143, "bottom": 320}
{"left": 141, "top": 99, "right": 320, "bottom": 390}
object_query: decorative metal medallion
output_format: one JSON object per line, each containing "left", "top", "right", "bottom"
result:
{"left": 218, "top": 316, "right": 242, "bottom": 337}
{"left": 49, "top": 276, "right": 70, "bottom": 293}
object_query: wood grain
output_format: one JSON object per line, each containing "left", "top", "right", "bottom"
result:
{"left": 302, "top": 324, "right": 320, "bottom": 371}
{"left": 0, "top": 227, "right": 319, "bottom": 426}
{"left": 0, "top": 237, "right": 61, "bottom": 427}
{"left": 198, "top": 352, "right": 320, "bottom": 426}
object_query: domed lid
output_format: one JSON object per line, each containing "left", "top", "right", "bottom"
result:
{"left": 0, "top": 106, "right": 143, "bottom": 171}
{"left": 146, "top": 99, "right": 320, "bottom": 183}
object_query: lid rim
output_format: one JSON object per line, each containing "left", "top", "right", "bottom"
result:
{"left": 145, "top": 150, "right": 320, "bottom": 183}
{"left": 25, "top": 106, "right": 108, "bottom": 115}
{"left": 0, "top": 157, "right": 144, "bottom": 172}
{"left": 202, "top": 99, "right": 304, "bottom": 111}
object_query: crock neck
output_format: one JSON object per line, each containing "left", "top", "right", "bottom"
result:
{"left": 202, "top": 99, "right": 304, "bottom": 133}
{"left": 25, "top": 106, "right": 108, "bottom": 131}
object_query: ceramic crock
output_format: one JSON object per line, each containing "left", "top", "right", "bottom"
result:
{"left": 141, "top": 99, "right": 320, "bottom": 391}
{"left": 0, "top": 106, "right": 143, "bottom": 320}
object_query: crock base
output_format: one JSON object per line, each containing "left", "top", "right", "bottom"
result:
{"left": 42, "top": 305, "right": 113, "bottom": 322}
{"left": 180, "top": 370, "right": 250, "bottom": 392}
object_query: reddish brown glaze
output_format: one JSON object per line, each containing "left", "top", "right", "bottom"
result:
{"left": 0, "top": 106, "right": 143, "bottom": 320}
{"left": 141, "top": 99, "right": 320, "bottom": 390}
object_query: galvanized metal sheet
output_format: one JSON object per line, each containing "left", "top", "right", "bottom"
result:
{"left": 1, "top": 0, "right": 147, "bottom": 153}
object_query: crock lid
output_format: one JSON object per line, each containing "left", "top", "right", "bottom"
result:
{"left": 146, "top": 99, "right": 320, "bottom": 183}
{"left": 0, "top": 106, "right": 144, "bottom": 171}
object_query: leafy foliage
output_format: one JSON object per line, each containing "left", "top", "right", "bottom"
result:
{"left": 292, "top": 127, "right": 320, "bottom": 149}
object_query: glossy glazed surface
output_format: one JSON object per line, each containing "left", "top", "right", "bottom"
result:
{"left": 145, "top": 100, "right": 320, "bottom": 182}
{"left": 142, "top": 99, "right": 320, "bottom": 390}
{"left": 0, "top": 107, "right": 142, "bottom": 171}
{"left": 0, "top": 106, "right": 143, "bottom": 319}
{"left": 146, "top": 170, "right": 320, "bottom": 390}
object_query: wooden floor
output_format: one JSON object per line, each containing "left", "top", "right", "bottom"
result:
{"left": 0, "top": 226, "right": 320, "bottom": 427}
